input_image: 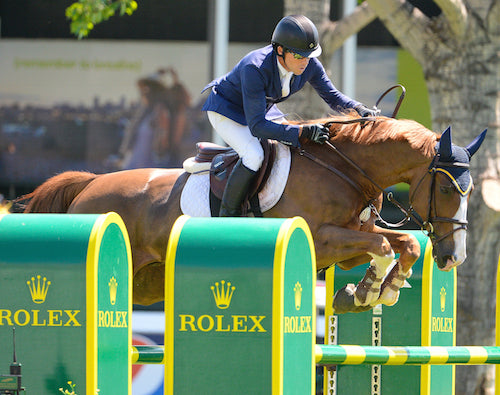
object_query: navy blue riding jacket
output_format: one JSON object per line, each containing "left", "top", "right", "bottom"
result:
{"left": 202, "top": 45, "right": 361, "bottom": 147}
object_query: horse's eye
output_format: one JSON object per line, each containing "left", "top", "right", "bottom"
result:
{"left": 440, "top": 185, "right": 454, "bottom": 195}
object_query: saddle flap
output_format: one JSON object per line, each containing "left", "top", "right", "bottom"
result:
{"left": 209, "top": 140, "right": 276, "bottom": 206}
{"left": 210, "top": 151, "right": 239, "bottom": 197}
{"left": 180, "top": 142, "right": 291, "bottom": 218}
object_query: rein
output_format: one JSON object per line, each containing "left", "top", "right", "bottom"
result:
{"left": 298, "top": 141, "right": 468, "bottom": 246}
{"left": 375, "top": 84, "right": 406, "bottom": 118}
{"left": 299, "top": 140, "right": 422, "bottom": 228}
{"left": 298, "top": 135, "right": 468, "bottom": 246}
{"left": 296, "top": 85, "right": 468, "bottom": 246}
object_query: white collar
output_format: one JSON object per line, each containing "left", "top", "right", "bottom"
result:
{"left": 277, "top": 58, "right": 293, "bottom": 79}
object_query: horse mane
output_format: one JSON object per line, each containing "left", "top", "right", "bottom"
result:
{"left": 301, "top": 115, "right": 438, "bottom": 158}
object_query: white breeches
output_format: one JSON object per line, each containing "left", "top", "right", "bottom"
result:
{"left": 207, "top": 111, "right": 264, "bottom": 171}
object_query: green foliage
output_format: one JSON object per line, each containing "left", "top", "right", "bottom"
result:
{"left": 65, "top": 0, "right": 138, "bottom": 39}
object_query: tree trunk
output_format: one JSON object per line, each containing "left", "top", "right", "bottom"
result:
{"left": 424, "top": 22, "right": 500, "bottom": 395}
{"left": 352, "top": 1, "right": 500, "bottom": 392}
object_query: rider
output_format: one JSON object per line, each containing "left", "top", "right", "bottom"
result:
{"left": 202, "top": 14, "right": 377, "bottom": 217}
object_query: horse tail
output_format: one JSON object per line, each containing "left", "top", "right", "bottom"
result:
{"left": 20, "top": 171, "right": 98, "bottom": 213}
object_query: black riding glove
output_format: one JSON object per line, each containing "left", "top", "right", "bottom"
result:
{"left": 355, "top": 104, "right": 379, "bottom": 118}
{"left": 301, "top": 124, "right": 329, "bottom": 144}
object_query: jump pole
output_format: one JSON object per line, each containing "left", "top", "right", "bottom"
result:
{"left": 316, "top": 345, "right": 500, "bottom": 365}
{"left": 132, "top": 344, "right": 500, "bottom": 366}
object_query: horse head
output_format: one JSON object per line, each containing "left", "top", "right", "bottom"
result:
{"left": 411, "top": 126, "right": 487, "bottom": 271}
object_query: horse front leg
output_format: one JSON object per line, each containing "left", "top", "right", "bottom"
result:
{"left": 351, "top": 250, "right": 395, "bottom": 306}
{"left": 315, "top": 224, "right": 396, "bottom": 313}
{"left": 370, "top": 226, "right": 421, "bottom": 307}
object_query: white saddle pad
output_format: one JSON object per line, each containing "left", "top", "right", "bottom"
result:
{"left": 180, "top": 143, "right": 291, "bottom": 217}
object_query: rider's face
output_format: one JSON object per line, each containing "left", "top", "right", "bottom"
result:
{"left": 277, "top": 47, "right": 310, "bottom": 75}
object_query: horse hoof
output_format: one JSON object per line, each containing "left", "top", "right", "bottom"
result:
{"left": 375, "top": 289, "right": 400, "bottom": 307}
{"left": 351, "top": 304, "right": 374, "bottom": 313}
{"left": 332, "top": 284, "right": 374, "bottom": 314}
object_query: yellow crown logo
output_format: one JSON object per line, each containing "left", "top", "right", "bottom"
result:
{"left": 27, "top": 275, "right": 51, "bottom": 304}
{"left": 440, "top": 286, "right": 446, "bottom": 312}
{"left": 109, "top": 276, "right": 118, "bottom": 305}
{"left": 294, "top": 282, "right": 302, "bottom": 310}
{"left": 211, "top": 280, "right": 235, "bottom": 309}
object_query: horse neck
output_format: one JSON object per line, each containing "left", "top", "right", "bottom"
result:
{"left": 331, "top": 140, "right": 431, "bottom": 193}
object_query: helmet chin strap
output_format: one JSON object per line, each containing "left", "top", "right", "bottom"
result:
{"left": 282, "top": 58, "right": 291, "bottom": 71}
{"left": 273, "top": 44, "right": 284, "bottom": 57}
{"left": 276, "top": 46, "right": 291, "bottom": 71}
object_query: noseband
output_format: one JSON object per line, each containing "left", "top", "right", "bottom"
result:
{"left": 298, "top": 140, "right": 469, "bottom": 247}
{"left": 408, "top": 159, "right": 469, "bottom": 245}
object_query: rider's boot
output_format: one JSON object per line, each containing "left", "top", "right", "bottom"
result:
{"left": 219, "top": 159, "right": 257, "bottom": 217}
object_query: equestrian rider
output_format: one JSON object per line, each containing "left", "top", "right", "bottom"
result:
{"left": 202, "top": 14, "right": 378, "bottom": 217}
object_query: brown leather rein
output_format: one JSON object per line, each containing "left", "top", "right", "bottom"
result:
{"left": 296, "top": 136, "right": 419, "bottom": 228}
{"left": 296, "top": 118, "right": 468, "bottom": 246}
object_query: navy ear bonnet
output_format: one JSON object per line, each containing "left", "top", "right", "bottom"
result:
{"left": 431, "top": 126, "right": 487, "bottom": 196}
{"left": 432, "top": 142, "right": 472, "bottom": 196}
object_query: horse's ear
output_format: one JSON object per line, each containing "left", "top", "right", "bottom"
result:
{"left": 438, "top": 126, "right": 453, "bottom": 159}
{"left": 465, "top": 128, "right": 487, "bottom": 158}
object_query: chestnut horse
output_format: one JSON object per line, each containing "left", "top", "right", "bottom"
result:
{"left": 18, "top": 115, "right": 486, "bottom": 313}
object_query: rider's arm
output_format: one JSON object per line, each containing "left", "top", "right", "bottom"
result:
{"left": 241, "top": 65, "right": 301, "bottom": 147}
{"left": 307, "top": 58, "right": 362, "bottom": 112}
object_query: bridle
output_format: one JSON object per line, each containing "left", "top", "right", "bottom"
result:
{"left": 295, "top": 84, "right": 469, "bottom": 246}
{"left": 298, "top": 139, "right": 469, "bottom": 247}
{"left": 408, "top": 158, "right": 469, "bottom": 245}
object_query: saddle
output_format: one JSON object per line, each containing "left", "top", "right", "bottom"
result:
{"left": 190, "top": 140, "right": 277, "bottom": 216}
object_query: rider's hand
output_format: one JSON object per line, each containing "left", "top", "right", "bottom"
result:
{"left": 301, "top": 124, "right": 329, "bottom": 144}
{"left": 355, "top": 104, "right": 379, "bottom": 118}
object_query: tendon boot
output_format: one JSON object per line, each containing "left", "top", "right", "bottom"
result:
{"left": 219, "top": 159, "right": 257, "bottom": 217}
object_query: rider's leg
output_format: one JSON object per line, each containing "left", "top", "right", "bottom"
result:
{"left": 206, "top": 112, "right": 263, "bottom": 217}
{"left": 219, "top": 159, "right": 257, "bottom": 216}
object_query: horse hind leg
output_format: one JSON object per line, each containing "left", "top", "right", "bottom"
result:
{"left": 133, "top": 260, "right": 165, "bottom": 306}
{"left": 332, "top": 251, "right": 395, "bottom": 314}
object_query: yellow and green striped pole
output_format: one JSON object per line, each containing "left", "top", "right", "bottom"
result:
{"left": 315, "top": 345, "right": 500, "bottom": 365}
{"left": 133, "top": 344, "right": 500, "bottom": 366}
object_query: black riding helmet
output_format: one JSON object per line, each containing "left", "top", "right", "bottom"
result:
{"left": 271, "top": 15, "right": 322, "bottom": 58}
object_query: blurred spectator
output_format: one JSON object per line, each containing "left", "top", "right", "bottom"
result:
{"left": 119, "top": 68, "right": 191, "bottom": 169}
{"left": 162, "top": 67, "right": 191, "bottom": 160}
